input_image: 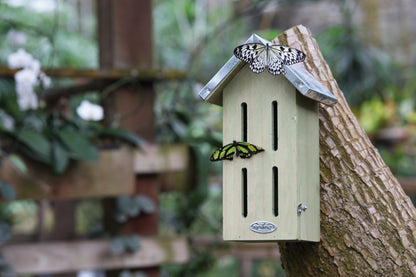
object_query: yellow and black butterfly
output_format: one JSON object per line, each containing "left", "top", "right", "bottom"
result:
{"left": 210, "top": 141, "right": 264, "bottom": 161}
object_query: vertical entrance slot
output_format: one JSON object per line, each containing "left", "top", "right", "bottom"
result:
{"left": 273, "top": 166, "right": 278, "bottom": 217}
{"left": 241, "top": 102, "right": 247, "bottom": 142}
{"left": 272, "top": 101, "right": 278, "bottom": 150}
{"left": 242, "top": 168, "right": 248, "bottom": 217}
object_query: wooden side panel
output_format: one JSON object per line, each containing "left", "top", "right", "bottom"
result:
{"left": 0, "top": 144, "right": 190, "bottom": 201}
{"left": 134, "top": 144, "right": 189, "bottom": 174}
{"left": 0, "top": 147, "right": 135, "bottom": 200}
{"left": 2, "top": 237, "right": 189, "bottom": 275}
{"left": 223, "top": 66, "right": 298, "bottom": 241}
{"left": 296, "top": 94, "right": 320, "bottom": 241}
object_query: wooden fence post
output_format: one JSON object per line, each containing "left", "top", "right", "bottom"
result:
{"left": 98, "top": 1, "right": 160, "bottom": 276}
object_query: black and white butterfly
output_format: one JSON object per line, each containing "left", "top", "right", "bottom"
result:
{"left": 233, "top": 43, "right": 306, "bottom": 75}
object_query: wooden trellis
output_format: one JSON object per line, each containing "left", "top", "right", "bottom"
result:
{"left": 1, "top": 1, "right": 190, "bottom": 276}
{"left": 1, "top": 145, "right": 191, "bottom": 275}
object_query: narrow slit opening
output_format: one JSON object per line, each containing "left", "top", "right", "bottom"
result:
{"left": 273, "top": 166, "right": 278, "bottom": 217}
{"left": 242, "top": 168, "right": 248, "bottom": 218}
{"left": 241, "top": 102, "right": 247, "bottom": 142}
{"left": 272, "top": 101, "right": 278, "bottom": 150}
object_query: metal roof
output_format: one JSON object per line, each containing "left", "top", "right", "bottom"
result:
{"left": 199, "top": 33, "right": 337, "bottom": 106}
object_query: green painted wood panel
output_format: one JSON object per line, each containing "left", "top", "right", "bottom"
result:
{"left": 223, "top": 66, "right": 299, "bottom": 241}
{"left": 296, "top": 93, "right": 320, "bottom": 241}
{"left": 221, "top": 65, "right": 320, "bottom": 242}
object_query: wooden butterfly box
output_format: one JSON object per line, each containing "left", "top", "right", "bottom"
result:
{"left": 199, "top": 34, "right": 337, "bottom": 242}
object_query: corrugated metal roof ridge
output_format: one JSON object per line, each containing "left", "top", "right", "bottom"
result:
{"left": 199, "top": 34, "right": 337, "bottom": 106}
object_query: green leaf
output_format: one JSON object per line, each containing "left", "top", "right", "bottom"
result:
{"left": 0, "top": 221, "right": 12, "bottom": 243}
{"left": 14, "top": 130, "right": 52, "bottom": 163}
{"left": 108, "top": 237, "right": 125, "bottom": 255}
{"left": 58, "top": 129, "right": 99, "bottom": 161}
{"left": 8, "top": 154, "right": 27, "bottom": 174}
{"left": 0, "top": 182, "right": 15, "bottom": 201}
{"left": 119, "top": 270, "right": 132, "bottom": 277}
{"left": 52, "top": 140, "right": 70, "bottom": 174}
{"left": 99, "top": 128, "right": 145, "bottom": 147}
{"left": 124, "top": 235, "right": 141, "bottom": 252}
{"left": 116, "top": 195, "right": 140, "bottom": 217}
{"left": 135, "top": 195, "right": 155, "bottom": 214}
{"left": 109, "top": 236, "right": 141, "bottom": 255}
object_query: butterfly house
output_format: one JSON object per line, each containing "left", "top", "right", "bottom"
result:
{"left": 199, "top": 34, "right": 337, "bottom": 242}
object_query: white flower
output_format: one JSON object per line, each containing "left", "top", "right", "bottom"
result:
{"left": 76, "top": 100, "right": 104, "bottom": 121}
{"left": 39, "top": 72, "right": 51, "bottom": 88}
{"left": 15, "top": 82, "right": 39, "bottom": 111}
{"left": 28, "top": 59, "right": 41, "bottom": 75}
{"left": 9, "top": 50, "right": 50, "bottom": 111}
{"left": 8, "top": 49, "right": 34, "bottom": 69}
{"left": 14, "top": 69, "right": 39, "bottom": 111}
{"left": 14, "top": 68, "right": 38, "bottom": 87}
{"left": 16, "top": 90, "right": 38, "bottom": 111}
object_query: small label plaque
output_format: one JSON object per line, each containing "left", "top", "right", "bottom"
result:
{"left": 249, "top": 221, "right": 277, "bottom": 234}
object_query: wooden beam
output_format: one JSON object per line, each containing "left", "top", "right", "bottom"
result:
{"left": 0, "top": 147, "right": 135, "bottom": 200}
{"left": 2, "top": 237, "right": 189, "bottom": 275}
{"left": 134, "top": 144, "right": 189, "bottom": 174}
{"left": 0, "top": 66, "right": 187, "bottom": 81}
{"left": 134, "top": 144, "right": 192, "bottom": 192}
{"left": 0, "top": 144, "right": 191, "bottom": 200}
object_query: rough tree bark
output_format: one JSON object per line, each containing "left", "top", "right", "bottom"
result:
{"left": 273, "top": 25, "right": 416, "bottom": 276}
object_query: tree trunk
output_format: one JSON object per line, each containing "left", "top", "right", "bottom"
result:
{"left": 273, "top": 25, "right": 416, "bottom": 276}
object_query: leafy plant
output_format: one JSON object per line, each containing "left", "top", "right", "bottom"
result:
{"left": 0, "top": 253, "right": 15, "bottom": 277}
{"left": 0, "top": 5, "right": 146, "bottom": 270}
{"left": 109, "top": 235, "right": 141, "bottom": 255}
{"left": 317, "top": 26, "right": 398, "bottom": 106}
{"left": 119, "top": 270, "right": 148, "bottom": 277}
{"left": 114, "top": 195, "right": 156, "bottom": 223}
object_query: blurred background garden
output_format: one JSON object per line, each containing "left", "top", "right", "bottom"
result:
{"left": 0, "top": 0, "right": 415, "bottom": 276}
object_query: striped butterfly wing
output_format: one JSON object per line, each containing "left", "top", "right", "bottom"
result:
{"left": 210, "top": 141, "right": 264, "bottom": 161}
{"left": 234, "top": 43, "right": 265, "bottom": 63}
{"left": 236, "top": 143, "right": 252, "bottom": 159}
{"left": 210, "top": 142, "right": 236, "bottom": 161}
{"left": 270, "top": 45, "right": 306, "bottom": 66}
{"left": 234, "top": 43, "right": 306, "bottom": 75}
{"left": 249, "top": 50, "right": 268, "bottom": 74}
{"left": 236, "top": 142, "right": 264, "bottom": 159}
{"left": 267, "top": 48, "right": 285, "bottom": 75}
{"left": 234, "top": 43, "right": 267, "bottom": 74}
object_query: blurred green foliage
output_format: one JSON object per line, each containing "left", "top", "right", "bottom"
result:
{"left": 109, "top": 235, "right": 141, "bottom": 255}
{"left": 0, "top": 2, "right": 97, "bottom": 68}
{"left": 317, "top": 26, "right": 399, "bottom": 106}
{"left": 115, "top": 195, "right": 156, "bottom": 223}
{"left": 0, "top": 2, "right": 143, "bottom": 175}
{"left": 0, "top": 4, "right": 144, "bottom": 275}
{"left": 0, "top": 0, "right": 415, "bottom": 276}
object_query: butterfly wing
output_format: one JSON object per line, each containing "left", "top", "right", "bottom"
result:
{"left": 236, "top": 143, "right": 252, "bottom": 159}
{"left": 267, "top": 49, "right": 285, "bottom": 75}
{"left": 270, "top": 45, "right": 306, "bottom": 66}
{"left": 249, "top": 50, "right": 267, "bottom": 73}
{"left": 210, "top": 142, "right": 236, "bottom": 161}
{"left": 211, "top": 141, "right": 264, "bottom": 161}
{"left": 267, "top": 45, "right": 306, "bottom": 75}
{"left": 235, "top": 43, "right": 305, "bottom": 75}
{"left": 234, "top": 43, "right": 265, "bottom": 62}
{"left": 234, "top": 43, "right": 267, "bottom": 74}
{"left": 236, "top": 142, "right": 264, "bottom": 159}
{"left": 223, "top": 144, "right": 236, "bottom": 160}
{"left": 245, "top": 142, "right": 264, "bottom": 153}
